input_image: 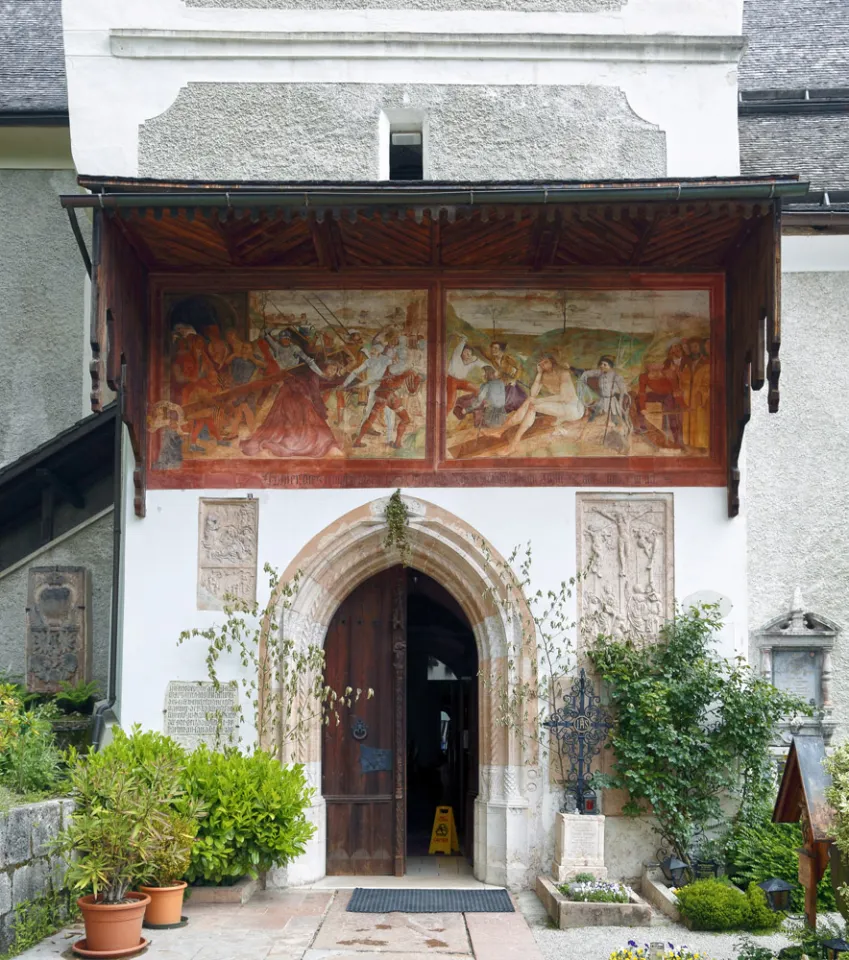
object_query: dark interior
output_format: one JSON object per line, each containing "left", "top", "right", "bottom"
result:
{"left": 406, "top": 569, "right": 478, "bottom": 858}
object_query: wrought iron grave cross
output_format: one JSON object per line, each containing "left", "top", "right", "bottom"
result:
{"left": 544, "top": 668, "right": 612, "bottom": 814}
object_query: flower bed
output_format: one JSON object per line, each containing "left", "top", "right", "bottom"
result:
{"left": 537, "top": 874, "right": 652, "bottom": 929}
{"left": 611, "top": 941, "right": 710, "bottom": 960}
{"left": 560, "top": 878, "right": 633, "bottom": 904}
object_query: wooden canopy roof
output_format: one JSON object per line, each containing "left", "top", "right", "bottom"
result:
{"left": 68, "top": 175, "right": 803, "bottom": 274}
{"left": 774, "top": 735, "right": 835, "bottom": 842}
{"left": 61, "top": 176, "right": 805, "bottom": 518}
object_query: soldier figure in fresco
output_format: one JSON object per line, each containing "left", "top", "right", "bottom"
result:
{"left": 579, "top": 355, "right": 630, "bottom": 426}
{"left": 351, "top": 333, "right": 421, "bottom": 450}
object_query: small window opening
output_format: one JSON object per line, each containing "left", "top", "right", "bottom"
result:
{"left": 389, "top": 130, "right": 423, "bottom": 181}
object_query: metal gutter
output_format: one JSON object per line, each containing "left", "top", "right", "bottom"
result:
{"left": 0, "top": 111, "right": 70, "bottom": 127}
{"left": 66, "top": 207, "right": 92, "bottom": 279}
{"left": 91, "top": 367, "right": 124, "bottom": 751}
{"left": 62, "top": 178, "right": 809, "bottom": 210}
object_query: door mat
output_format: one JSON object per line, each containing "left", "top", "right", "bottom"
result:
{"left": 346, "top": 888, "right": 514, "bottom": 913}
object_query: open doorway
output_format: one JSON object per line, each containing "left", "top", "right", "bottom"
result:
{"left": 406, "top": 569, "right": 478, "bottom": 860}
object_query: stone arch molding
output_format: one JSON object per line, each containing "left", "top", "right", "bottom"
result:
{"left": 272, "top": 495, "right": 540, "bottom": 889}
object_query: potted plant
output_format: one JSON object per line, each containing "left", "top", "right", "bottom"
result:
{"left": 52, "top": 726, "right": 190, "bottom": 955}
{"left": 55, "top": 679, "right": 101, "bottom": 716}
{"left": 137, "top": 810, "right": 200, "bottom": 927}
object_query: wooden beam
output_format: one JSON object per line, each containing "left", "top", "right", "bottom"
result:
{"left": 36, "top": 467, "right": 85, "bottom": 510}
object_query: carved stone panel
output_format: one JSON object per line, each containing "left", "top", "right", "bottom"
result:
{"left": 577, "top": 493, "right": 674, "bottom": 647}
{"left": 197, "top": 498, "right": 259, "bottom": 610}
{"left": 26, "top": 566, "right": 92, "bottom": 693}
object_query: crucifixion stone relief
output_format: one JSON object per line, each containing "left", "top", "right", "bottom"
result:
{"left": 197, "top": 498, "right": 259, "bottom": 610}
{"left": 577, "top": 493, "right": 674, "bottom": 647}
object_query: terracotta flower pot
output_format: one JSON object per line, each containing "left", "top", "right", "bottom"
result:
{"left": 77, "top": 892, "right": 150, "bottom": 954}
{"left": 137, "top": 881, "right": 187, "bottom": 926}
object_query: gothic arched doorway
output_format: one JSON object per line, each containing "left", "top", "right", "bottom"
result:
{"left": 322, "top": 566, "right": 478, "bottom": 877}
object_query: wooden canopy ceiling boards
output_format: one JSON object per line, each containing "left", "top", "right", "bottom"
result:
{"left": 66, "top": 177, "right": 803, "bottom": 518}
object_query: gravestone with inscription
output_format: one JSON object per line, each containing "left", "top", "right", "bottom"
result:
{"left": 26, "top": 566, "right": 92, "bottom": 693}
{"left": 553, "top": 813, "right": 607, "bottom": 882}
{"left": 773, "top": 649, "right": 822, "bottom": 707}
{"left": 164, "top": 681, "right": 239, "bottom": 750}
{"left": 757, "top": 590, "right": 838, "bottom": 743}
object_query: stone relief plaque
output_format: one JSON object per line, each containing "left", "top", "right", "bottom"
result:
{"left": 164, "top": 681, "right": 239, "bottom": 750}
{"left": 197, "top": 498, "right": 258, "bottom": 610}
{"left": 26, "top": 566, "right": 92, "bottom": 693}
{"left": 577, "top": 493, "right": 674, "bottom": 647}
{"left": 773, "top": 650, "right": 822, "bottom": 707}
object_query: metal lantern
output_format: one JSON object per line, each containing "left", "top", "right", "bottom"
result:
{"left": 660, "top": 856, "right": 689, "bottom": 887}
{"left": 580, "top": 786, "right": 598, "bottom": 815}
{"left": 758, "top": 877, "right": 794, "bottom": 912}
{"left": 821, "top": 938, "right": 849, "bottom": 960}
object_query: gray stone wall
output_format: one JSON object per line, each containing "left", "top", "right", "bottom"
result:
{"left": 746, "top": 271, "right": 849, "bottom": 741}
{"left": 0, "top": 169, "right": 88, "bottom": 468}
{"left": 0, "top": 799, "right": 74, "bottom": 950}
{"left": 188, "top": 0, "right": 620, "bottom": 8}
{"left": 139, "top": 83, "right": 666, "bottom": 182}
{"left": 0, "top": 512, "right": 113, "bottom": 696}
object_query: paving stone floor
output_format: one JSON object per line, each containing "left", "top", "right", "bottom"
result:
{"left": 16, "top": 861, "right": 545, "bottom": 960}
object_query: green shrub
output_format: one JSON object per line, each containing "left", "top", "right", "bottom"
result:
{"left": 181, "top": 746, "right": 315, "bottom": 885}
{"left": 54, "top": 725, "right": 200, "bottom": 902}
{"left": 724, "top": 804, "right": 834, "bottom": 913}
{"left": 675, "top": 878, "right": 782, "bottom": 932}
{"left": 0, "top": 686, "right": 63, "bottom": 796}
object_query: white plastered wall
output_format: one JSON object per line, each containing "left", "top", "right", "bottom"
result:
{"left": 61, "top": 0, "right": 743, "bottom": 179}
{"left": 121, "top": 484, "right": 747, "bottom": 883}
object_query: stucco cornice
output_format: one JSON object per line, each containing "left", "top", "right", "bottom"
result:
{"left": 109, "top": 28, "right": 746, "bottom": 64}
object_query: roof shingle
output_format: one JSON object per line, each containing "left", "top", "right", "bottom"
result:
{"left": 0, "top": 0, "right": 68, "bottom": 114}
{"left": 740, "top": 0, "right": 849, "bottom": 92}
{"left": 740, "top": 113, "right": 849, "bottom": 192}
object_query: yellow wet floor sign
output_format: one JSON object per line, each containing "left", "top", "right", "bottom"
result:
{"left": 428, "top": 805, "right": 460, "bottom": 855}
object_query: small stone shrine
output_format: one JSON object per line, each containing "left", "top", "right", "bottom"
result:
{"left": 164, "top": 680, "right": 239, "bottom": 750}
{"left": 26, "top": 566, "right": 92, "bottom": 693}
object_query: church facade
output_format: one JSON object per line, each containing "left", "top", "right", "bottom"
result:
{"left": 55, "top": 0, "right": 801, "bottom": 887}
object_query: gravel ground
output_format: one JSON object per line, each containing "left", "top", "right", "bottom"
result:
{"left": 516, "top": 891, "right": 811, "bottom": 960}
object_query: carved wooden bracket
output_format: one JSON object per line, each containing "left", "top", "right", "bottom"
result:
{"left": 90, "top": 210, "right": 150, "bottom": 517}
{"left": 725, "top": 201, "right": 782, "bottom": 517}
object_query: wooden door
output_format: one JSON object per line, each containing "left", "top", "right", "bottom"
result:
{"left": 323, "top": 568, "right": 406, "bottom": 876}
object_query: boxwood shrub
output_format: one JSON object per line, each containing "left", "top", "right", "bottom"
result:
{"left": 182, "top": 745, "right": 316, "bottom": 885}
{"left": 675, "top": 879, "right": 782, "bottom": 932}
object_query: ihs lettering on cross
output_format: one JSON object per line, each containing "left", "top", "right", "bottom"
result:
{"left": 544, "top": 668, "right": 612, "bottom": 815}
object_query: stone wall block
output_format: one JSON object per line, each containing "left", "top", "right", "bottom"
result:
{"left": 10, "top": 863, "right": 34, "bottom": 907}
{"left": 59, "top": 799, "right": 75, "bottom": 831}
{"left": 2, "top": 808, "right": 31, "bottom": 868}
{"left": 0, "top": 872, "right": 11, "bottom": 916}
{"left": 30, "top": 801, "right": 62, "bottom": 858}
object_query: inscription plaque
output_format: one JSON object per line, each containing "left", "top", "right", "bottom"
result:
{"left": 26, "top": 566, "right": 92, "bottom": 693}
{"left": 773, "top": 650, "right": 822, "bottom": 707}
{"left": 164, "top": 681, "right": 239, "bottom": 750}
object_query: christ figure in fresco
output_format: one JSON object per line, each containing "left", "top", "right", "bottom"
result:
{"left": 239, "top": 329, "right": 343, "bottom": 459}
{"left": 500, "top": 355, "right": 584, "bottom": 455}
